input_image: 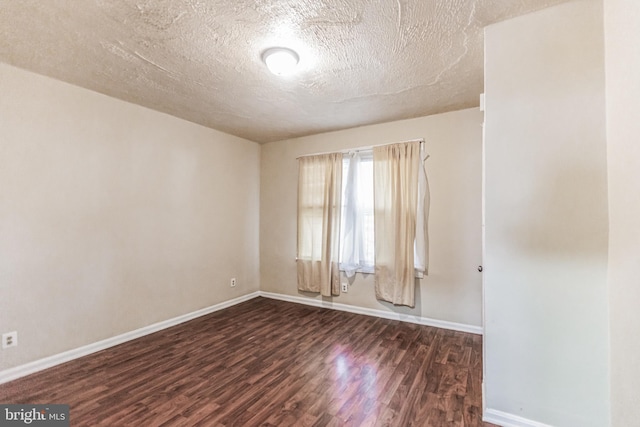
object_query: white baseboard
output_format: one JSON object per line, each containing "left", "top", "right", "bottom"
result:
{"left": 258, "top": 291, "right": 483, "bottom": 335}
{"left": 483, "top": 408, "right": 554, "bottom": 427}
{"left": 0, "top": 292, "right": 260, "bottom": 385}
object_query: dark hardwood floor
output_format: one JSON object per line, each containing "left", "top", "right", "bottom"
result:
{"left": 0, "top": 297, "right": 498, "bottom": 426}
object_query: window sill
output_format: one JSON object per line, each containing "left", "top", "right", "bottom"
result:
{"left": 339, "top": 266, "right": 375, "bottom": 275}
{"left": 297, "top": 259, "right": 424, "bottom": 279}
{"left": 338, "top": 266, "right": 425, "bottom": 279}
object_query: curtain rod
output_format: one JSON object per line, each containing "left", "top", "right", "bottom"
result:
{"left": 296, "top": 138, "right": 425, "bottom": 159}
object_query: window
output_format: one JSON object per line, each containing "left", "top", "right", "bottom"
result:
{"left": 297, "top": 142, "right": 428, "bottom": 292}
{"left": 338, "top": 147, "right": 428, "bottom": 279}
{"left": 296, "top": 154, "right": 342, "bottom": 261}
{"left": 339, "top": 151, "right": 375, "bottom": 275}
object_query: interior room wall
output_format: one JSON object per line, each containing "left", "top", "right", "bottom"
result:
{"left": 483, "top": 0, "right": 609, "bottom": 426}
{"left": 0, "top": 63, "right": 261, "bottom": 371}
{"left": 260, "top": 108, "right": 483, "bottom": 328}
{"left": 604, "top": 0, "right": 640, "bottom": 425}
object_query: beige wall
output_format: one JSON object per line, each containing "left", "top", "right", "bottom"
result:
{"left": 604, "top": 0, "right": 640, "bottom": 425}
{"left": 260, "top": 108, "right": 483, "bottom": 327}
{"left": 0, "top": 63, "right": 260, "bottom": 370}
{"left": 483, "top": 0, "right": 609, "bottom": 425}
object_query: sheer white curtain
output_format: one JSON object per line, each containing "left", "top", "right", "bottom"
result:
{"left": 373, "top": 141, "right": 421, "bottom": 307}
{"left": 296, "top": 153, "right": 343, "bottom": 296}
{"left": 340, "top": 151, "right": 373, "bottom": 277}
{"left": 415, "top": 144, "right": 430, "bottom": 275}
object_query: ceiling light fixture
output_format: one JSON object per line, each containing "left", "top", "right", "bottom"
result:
{"left": 262, "top": 47, "right": 299, "bottom": 76}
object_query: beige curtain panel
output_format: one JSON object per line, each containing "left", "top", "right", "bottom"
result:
{"left": 373, "top": 141, "right": 421, "bottom": 307}
{"left": 296, "top": 153, "right": 343, "bottom": 296}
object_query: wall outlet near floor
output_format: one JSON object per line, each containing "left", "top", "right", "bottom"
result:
{"left": 341, "top": 282, "right": 348, "bottom": 293}
{"left": 2, "top": 331, "right": 17, "bottom": 349}
{"left": 230, "top": 278, "right": 237, "bottom": 288}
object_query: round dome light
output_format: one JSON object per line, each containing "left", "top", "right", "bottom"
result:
{"left": 262, "top": 47, "right": 299, "bottom": 76}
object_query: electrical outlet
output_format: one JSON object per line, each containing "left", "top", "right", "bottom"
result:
{"left": 230, "top": 278, "right": 237, "bottom": 287}
{"left": 341, "top": 282, "right": 348, "bottom": 293}
{"left": 2, "top": 331, "right": 17, "bottom": 349}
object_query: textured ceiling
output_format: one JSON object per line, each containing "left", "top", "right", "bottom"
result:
{"left": 0, "top": 0, "right": 570, "bottom": 143}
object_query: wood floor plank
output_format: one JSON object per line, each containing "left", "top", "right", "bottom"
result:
{"left": 0, "top": 297, "right": 498, "bottom": 426}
